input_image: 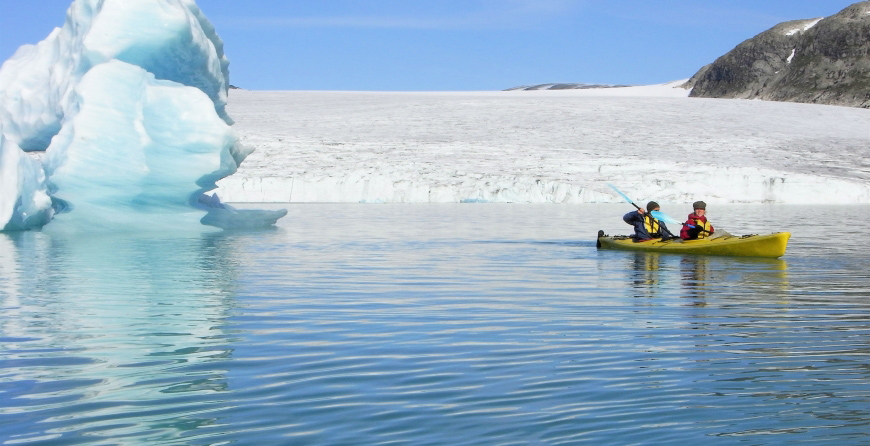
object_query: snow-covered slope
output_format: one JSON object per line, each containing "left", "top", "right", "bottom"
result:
{"left": 215, "top": 86, "right": 870, "bottom": 204}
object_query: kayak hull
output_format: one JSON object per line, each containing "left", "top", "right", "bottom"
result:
{"left": 596, "top": 231, "right": 791, "bottom": 258}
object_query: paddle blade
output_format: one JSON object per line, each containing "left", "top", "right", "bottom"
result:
{"left": 608, "top": 184, "right": 639, "bottom": 209}
{"left": 650, "top": 210, "right": 682, "bottom": 225}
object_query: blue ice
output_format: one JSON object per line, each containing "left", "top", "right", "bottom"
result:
{"left": 0, "top": 0, "right": 285, "bottom": 231}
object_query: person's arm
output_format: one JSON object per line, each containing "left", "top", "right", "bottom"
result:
{"left": 623, "top": 210, "right": 640, "bottom": 225}
{"left": 680, "top": 217, "right": 691, "bottom": 239}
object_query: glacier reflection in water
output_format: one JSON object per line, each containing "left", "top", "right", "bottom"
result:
{"left": 1, "top": 204, "right": 869, "bottom": 444}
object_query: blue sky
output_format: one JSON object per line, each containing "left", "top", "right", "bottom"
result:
{"left": 0, "top": 0, "right": 859, "bottom": 90}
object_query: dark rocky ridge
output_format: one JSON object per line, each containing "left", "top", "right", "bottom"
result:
{"left": 686, "top": 1, "right": 870, "bottom": 108}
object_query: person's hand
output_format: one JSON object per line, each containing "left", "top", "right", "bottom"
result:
{"left": 637, "top": 208, "right": 645, "bottom": 215}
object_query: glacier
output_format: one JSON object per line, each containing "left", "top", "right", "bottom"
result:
{"left": 215, "top": 87, "right": 870, "bottom": 205}
{"left": 0, "top": 0, "right": 286, "bottom": 231}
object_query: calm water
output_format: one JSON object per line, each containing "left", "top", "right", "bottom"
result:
{"left": 2, "top": 204, "right": 869, "bottom": 445}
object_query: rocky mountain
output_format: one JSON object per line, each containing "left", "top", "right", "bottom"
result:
{"left": 686, "top": 1, "right": 870, "bottom": 108}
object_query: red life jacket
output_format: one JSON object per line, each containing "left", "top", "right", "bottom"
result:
{"left": 680, "top": 213, "right": 714, "bottom": 240}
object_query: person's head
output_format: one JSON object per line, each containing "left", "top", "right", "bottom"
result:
{"left": 693, "top": 201, "right": 706, "bottom": 216}
{"left": 646, "top": 201, "right": 660, "bottom": 212}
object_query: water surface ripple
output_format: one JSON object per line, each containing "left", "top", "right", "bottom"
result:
{"left": 2, "top": 204, "right": 869, "bottom": 444}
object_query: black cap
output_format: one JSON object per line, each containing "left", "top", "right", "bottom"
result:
{"left": 692, "top": 201, "right": 706, "bottom": 210}
{"left": 646, "top": 201, "right": 660, "bottom": 211}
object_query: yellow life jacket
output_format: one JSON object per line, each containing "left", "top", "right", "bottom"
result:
{"left": 690, "top": 218, "right": 713, "bottom": 239}
{"left": 643, "top": 214, "right": 661, "bottom": 236}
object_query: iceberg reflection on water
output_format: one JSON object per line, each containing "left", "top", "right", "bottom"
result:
{"left": 0, "top": 228, "right": 243, "bottom": 442}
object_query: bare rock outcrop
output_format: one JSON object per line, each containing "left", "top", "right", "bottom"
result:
{"left": 687, "top": 1, "right": 870, "bottom": 108}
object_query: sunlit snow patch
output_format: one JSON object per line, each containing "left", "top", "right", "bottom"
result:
{"left": 784, "top": 18, "right": 823, "bottom": 36}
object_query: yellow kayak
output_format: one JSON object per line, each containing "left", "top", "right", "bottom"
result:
{"left": 596, "top": 231, "right": 791, "bottom": 258}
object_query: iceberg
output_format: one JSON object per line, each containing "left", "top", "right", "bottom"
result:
{"left": 0, "top": 0, "right": 286, "bottom": 231}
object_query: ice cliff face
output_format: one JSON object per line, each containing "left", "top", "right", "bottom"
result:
{"left": 687, "top": 1, "right": 870, "bottom": 108}
{"left": 0, "top": 0, "right": 285, "bottom": 231}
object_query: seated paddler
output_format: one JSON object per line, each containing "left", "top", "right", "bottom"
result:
{"left": 623, "top": 201, "right": 676, "bottom": 241}
{"left": 680, "top": 201, "right": 715, "bottom": 240}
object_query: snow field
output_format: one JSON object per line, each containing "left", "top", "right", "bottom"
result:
{"left": 216, "top": 88, "right": 870, "bottom": 204}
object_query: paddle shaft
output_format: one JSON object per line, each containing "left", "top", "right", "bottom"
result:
{"left": 608, "top": 184, "right": 676, "bottom": 237}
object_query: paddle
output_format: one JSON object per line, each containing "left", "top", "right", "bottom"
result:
{"left": 609, "top": 184, "right": 674, "bottom": 223}
{"left": 608, "top": 184, "right": 679, "bottom": 238}
{"left": 649, "top": 210, "right": 681, "bottom": 225}
{"left": 609, "top": 184, "right": 729, "bottom": 238}
{"left": 607, "top": 184, "right": 641, "bottom": 211}
{"left": 684, "top": 223, "right": 714, "bottom": 235}
{"left": 653, "top": 210, "right": 721, "bottom": 236}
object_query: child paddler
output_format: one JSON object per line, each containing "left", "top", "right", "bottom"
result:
{"left": 680, "top": 201, "right": 715, "bottom": 240}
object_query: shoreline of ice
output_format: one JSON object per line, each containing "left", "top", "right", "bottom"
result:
{"left": 215, "top": 85, "right": 870, "bottom": 205}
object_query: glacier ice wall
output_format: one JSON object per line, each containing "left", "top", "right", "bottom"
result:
{"left": 0, "top": 0, "right": 285, "bottom": 231}
{"left": 215, "top": 90, "right": 870, "bottom": 205}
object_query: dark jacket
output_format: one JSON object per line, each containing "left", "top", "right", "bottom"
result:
{"left": 623, "top": 210, "right": 673, "bottom": 240}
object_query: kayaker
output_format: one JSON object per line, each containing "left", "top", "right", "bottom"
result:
{"left": 623, "top": 201, "right": 677, "bottom": 241}
{"left": 680, "top": 201, "right": 715, "bottom": 240}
